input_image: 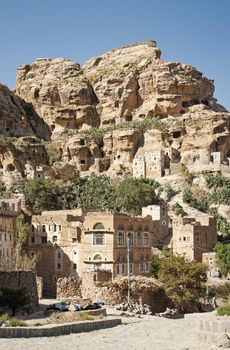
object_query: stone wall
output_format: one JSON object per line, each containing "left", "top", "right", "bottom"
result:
{"left": 57, "top": 276, "right": 82, "bottom": 299}
{"left": 81, "top": 274, "right": 168, "bottom": 313}
{"left": 0, "top": 271, "right": 39, "bottom": 313}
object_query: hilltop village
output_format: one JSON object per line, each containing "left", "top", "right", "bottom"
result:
{"left": 0, "top": 40, "right": 229, "bottom": 300}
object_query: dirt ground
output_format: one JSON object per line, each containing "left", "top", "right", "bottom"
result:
{"left": 0, "top": 301, "right": 211, "bottom": 350}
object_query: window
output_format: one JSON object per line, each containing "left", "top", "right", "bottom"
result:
{"left": 31, "top": 225, "right": 35, "bottom": 232}
{"left": 93, "top": 254, "right": 102, "bottom": 261}
{"left": 42, "top": 225, "right": 46, "bottom": 232}
{"left": 57, "top": 251, "right": 61, "bottom": 259}
{"left": 54, "top": 224, "right": 57, "bottom": 232}
{"left": 52, "top": 235, "right": 57, "bottom": 243}
{"left": 122, "top": 263, "right": 125, "bottom": 274}
{"left": 143, "top": 233, "right": 149, "bottom": 245}
{"left": 139, "top": 263, "right": 144, "bottom": 272}
{"left": 57, "top": 263, "right": 62, "bottom": 270}
{"left": 137, "top": 233, "right": 142, "bottom": 245}
{"left": 127, "top": 232, "right": 133, "bottom": 245}
{"left": 73, "top": 263, "right": 77, "bottom": 270}
{"left": 93, "top": 233, "right": 105, "bottom": 245}
{"left": 4, "top": 234, "right": 6, "bottom": 241}
{"left": 116, "top": 264, "right": 120, "bottom": 275}
{"left": 145, "top": 262, "right": 149, "bottom": 272}
{"left": 41, "top": 236, "right": 47, "bottom": 244}
{"left": 93, "top": 223, "right": 105, "bottom": 230}
{"left": 31, "top": 236, "right": 35, "bottom": 244}
{"left": 183, "top": 237, "right": 186, "bottom": 241}
{"left": 59, "top": 225, "right": 62, "bottom": 231}
{"left": 117, "top": 232, "right": 125, "bottom": 246}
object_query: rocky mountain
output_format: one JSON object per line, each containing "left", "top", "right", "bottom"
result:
{"left": 0, "top": 40, "right": 230, "bottom": 220}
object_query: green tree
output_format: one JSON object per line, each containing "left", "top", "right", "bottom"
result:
{"left": 16, "top": 215, "right": 30, "bottom": 246}
{"left": 24, "top": 179, "right": 62, "bottom": 214}
{"left": 80, "top": 175, "right": 118, "bottom": 211}
{"left": 0, "top": 287, "right": 30, "bottom": 316}
{"left": 171, "top": 202, "right": 186, "bottom": 216}
{"left": 116, "top": 177, "right": 158, "bottom": 215}
{"left": 214, "top": 242, "right": 230, "bottom": 277}
{"left": 156, "top": 254, "right": 207, "bottom": 312}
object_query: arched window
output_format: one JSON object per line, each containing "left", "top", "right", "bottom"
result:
{"left": 93, "top": 254, "right": 102, "bottom": 261}
{"left": 137, "top": 225, "right": 142, "bottom": 232}
{"left": 127, "top": 224, "right": 133, "bottom": 231}
{"left": 144, "top": 225, "right": 149, "bottom": 231}
{"left": 117, "top": 224, "right": 124, "bottom": 230}
{"left": 93, "top": 223, "right": 105, "bottom": 230}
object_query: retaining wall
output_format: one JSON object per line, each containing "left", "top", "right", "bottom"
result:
{"left": 0, "top": 318, "right": 121, "bottom": 338}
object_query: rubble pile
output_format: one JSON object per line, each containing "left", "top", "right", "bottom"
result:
{"left": 115, "top": 302, "right": 152, "bottom": 316}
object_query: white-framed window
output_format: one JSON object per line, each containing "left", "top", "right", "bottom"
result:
{"left": 143, "top": 233, "right": 149, "bottom": 245}
{"left": 117, "top": 231, "right": 125, "bottom": 246}
{"left": 127, "top": 232, "right": 133, "bottom": 245}
{"left": 137, "top": 233, "right": 142, "bottom": 245}
{"left": 139, "top": 263, "right": 144, "bottom": 272}
{"left": 93, "top": 233, "right": 105, "bottom": 245}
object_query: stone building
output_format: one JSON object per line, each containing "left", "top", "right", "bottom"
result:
{"left": 28, "top": 209, "right": 159, "bottom": 296}
{"left": 0, "top": 198, "right": 26, "bottom": 261}
{"left": 202, "top": 252, "right": 219, "bottom": 277}
{"left": 78, "top": 211, "right": 155, "bottom": 278}
{"left": 133, "top": 147, "right": 180, "bottom": 179}
{"left": 142, "top": 204, "right": 169, "bottom": 243}
{"left": 172, "top": 216, "right": 217, "bottom": 262}
{"left": 28, "top": 209, "right": 85, "bottom": 296}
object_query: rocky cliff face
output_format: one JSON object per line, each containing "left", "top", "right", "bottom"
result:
{"left": 0, "top": 84, "right": 50, "bottom": 139}
{"left": 15, "top": 58, "right": 99, "bottom": 136}
{"left": 0, "top": 40, "right": 229, "bottom": 193}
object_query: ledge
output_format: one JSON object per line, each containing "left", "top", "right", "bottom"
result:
{"left": 0, "top": 317, "right": 121, "bottom": 338}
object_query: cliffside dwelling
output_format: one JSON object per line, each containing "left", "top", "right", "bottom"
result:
{"left": 133, "top": 148, "right": 180, "bottom": 179}
{"left": 172, "top": 216, "right": 217, "bottom": 262}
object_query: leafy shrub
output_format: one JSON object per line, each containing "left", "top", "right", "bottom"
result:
{"left": 182, "top": 189, "right": 208, "bottom": 213}
{"left": 217, "top": 304, "right": 230, "bottom": 316}
{"left": 209, "top": 282, "right": 230, "bottom": 300}
{"left": 172, "top": 202, "right": 186, "bottom": 216}
{"left": 0, "top": 287, "right": 30, "bottom": 316}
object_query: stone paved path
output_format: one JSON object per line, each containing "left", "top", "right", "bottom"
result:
{"left": 0, "top": 316, "right": 208, "bottom": 350}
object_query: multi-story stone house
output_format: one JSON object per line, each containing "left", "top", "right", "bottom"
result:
{"left": 28, "top": 209, "right": 159, "bottom": 296}
{"left": 202, "top": 252, "right": 219, "bottom": 277}
{"left": 133, "top": 147, "right": 180, "bottom": 179}
{"left": 0, "top": 198, "right": 26, "bottom": 261}
{"left": 172, "top": 216, "right": 217, "bottom": 262}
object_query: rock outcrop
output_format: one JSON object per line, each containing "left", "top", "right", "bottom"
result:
{"left": 0, "top": 84, "right": 50, "bottom": 139}
{"left": 83, "top": 40, "right": 215, "bottom": 125}
{"left": 15, "top": 58, "right": 100, "bottom": 135}
{"left": 0, "top": 40, "right": 230, "bottom": 191}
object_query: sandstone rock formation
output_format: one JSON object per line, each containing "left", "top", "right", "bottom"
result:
{"left": 15, "top": 58, "right": 100, "bottom": 135}
{"left": 83, "top": 40, "right": 215, "bottom": 125}
{"left": 0, "top": 40, "right": 230, "bottom": 193}
{"left": 0, "top": 84, "right": 50, "bottom": 139}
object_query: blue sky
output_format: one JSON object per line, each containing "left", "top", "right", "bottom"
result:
{"left": 0, "top": 0, "right": 229, "bottom": 110}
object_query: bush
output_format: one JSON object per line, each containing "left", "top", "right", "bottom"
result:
{"left": 172, "top": 202, "right": 186, "bottom": 216}
{"left": 0, "top": 287, "right": 30, "bottom": 316}
{"left": 209, "top": 282, "right": 230, "bottom": 300}
{"left": 182, "top": 189, "right": 208, "bottom": 213}
{"left": 217, "top": 304, "right": 230, "bottom": 316}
